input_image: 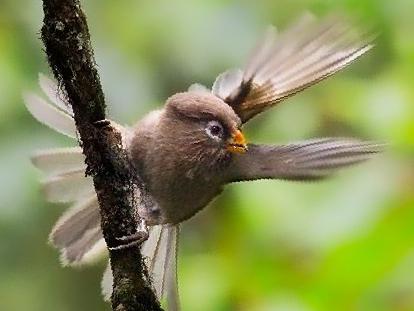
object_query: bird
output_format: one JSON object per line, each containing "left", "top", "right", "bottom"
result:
{"left": 25, "top": 13, "right": 381, "bottom": 311}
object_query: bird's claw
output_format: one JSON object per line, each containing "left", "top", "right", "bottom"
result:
{"left": 109, "top": 219, "right": 149, "bottom": 251}
{"left": 93, "top": 119, "right": 112, "bottom": 129}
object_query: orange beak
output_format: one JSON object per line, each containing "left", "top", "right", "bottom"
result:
{"left": 227, "top": 129, "right": 247, "bottom": 154}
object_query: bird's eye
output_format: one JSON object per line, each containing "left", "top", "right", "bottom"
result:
{"left": 205, "top": 120, "right": 224, "bottom": 140}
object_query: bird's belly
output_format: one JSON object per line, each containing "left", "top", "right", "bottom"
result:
{"left": 143, "top": 179, "right": 223, "bottom": 225}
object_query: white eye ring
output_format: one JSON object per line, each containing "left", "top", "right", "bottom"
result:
{"left": 205, "top": 120, "right": 224, "bottom": 141}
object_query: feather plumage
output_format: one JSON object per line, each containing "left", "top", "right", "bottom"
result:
{"left": 38, "top": 73, "right": 74, "bottom": 116}
{"left": 211, "top": 69, "right": 243, "bottom": 100}
{"left": 49, "top": 195, "right": 105, "bottom": 265}
{"left": 26, "top": 14, "right": 378, "bottom": 311}
{"left": 212, "top": 14, "right": 374, "bottom": 122}
{"left": 31, "top": 147, "right": 85, "bottom": 177}
{"left": 101, "top": 225, "right": 180, "bottom": 311}
{"left": 42, "top": 171, "right": 94, "bottom": 203}
{"left": 226, "top": 138, "right": 383, "bottom": 182}
{"left": 164, "top": 226, "right": 180, "bottom": 311}
{"left": 23, "top": 92, "right": 77, "bottom": 137}
{"left": 187, "top": 83, "right": 210, "bottom": 94}
{"left": 101, "top": 262, "right": 113, "bottom": 301}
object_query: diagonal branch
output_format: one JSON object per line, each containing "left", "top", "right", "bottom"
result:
{"left": 41, "top": 0, "right": 163, "bottom": 310}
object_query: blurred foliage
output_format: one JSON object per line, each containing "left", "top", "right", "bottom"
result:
{"left": 0, "top": 0, "right": 413, "bottom": 310}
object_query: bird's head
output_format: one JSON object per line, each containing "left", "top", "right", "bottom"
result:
{"left": 163, "top": 92, "right": 247, "bottom": 160}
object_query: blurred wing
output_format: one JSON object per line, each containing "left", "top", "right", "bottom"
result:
{"left": 42, "top": 170, "right": 95, "bottom": 203}
{"left": 26, "top": 76, "right": 110, "bottom": 267}
{"left": 31, "top": 137, "right": 102, "bottom": 267}
{"left": 226, "top": 138, "right": 383, "bottom": 182}
{"left": 31, "top": 146, "right": 95, "bottom": 203}
{"left": 24, "top": 75, "right": 77, "bottom": 136}
{"left": 24, "top": 92, "right": 77, "bottom": 137}
{"left": 212, "top": 13, "right": 374, "bottom": 123}
{"left": 212, "top": 69, "right": 243, "bottom": 100}
{"left": 101, "top": 261, "right": 113, "bottom": 301}
{"left": 38, "top": 73, "right": 74, "bottom": 116}
{"left": 187, "top": 83, "right": 210, "bottom": 94}
{"left": 49, "top": 195, "right": 106, "bottom": 266}
{"left": 31, "top": 147, "right": 85, "bottom": 177}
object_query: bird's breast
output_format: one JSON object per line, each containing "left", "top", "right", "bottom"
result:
{"left": 144, "top": 165, "right": 224, "bottom": 225}
{"left": 129, "top": 113, "right": 230, "bottom": 225}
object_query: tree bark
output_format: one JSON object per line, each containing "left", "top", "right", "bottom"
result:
{"left": 41, "top": 1, "right": 163, "bottom": 310}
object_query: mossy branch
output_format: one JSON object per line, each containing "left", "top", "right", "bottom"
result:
{"left": 41, "top": 0, "right": 163, "bottom": 310}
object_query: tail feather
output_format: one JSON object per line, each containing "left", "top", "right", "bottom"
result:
{"left": 147, "top": 225, "right": 180, "bottom": 310}
{"left": 164, "top": 226, "right": 180, "bottom": 311}
{"left": 28, "top": 75, "right": 180, "bottom": 308}
{"left": 61, "top": 228, "right": 104, "bottom": 265}
{"left": 50, "top": 196, "right": 100, "bottom": 247}
{"left": 150, "top": 226, "right": 170, "bottom": 298}
{"left": 101, "top": 261, "right": 113, "bottom": 301}
{"left": 31, "top": 147, "right": 85, "bottom": 177}
{"left": 100, "top": 226, "right": 171, "bottom": 302}
{"left": 38, "top": 73, "right": 74, "bottom": 116}
{"left": 101, "top": 225, "right": 181, "bottom": 311}
{"left": 42, "top": 171, "right": 95, "bottom": 203}
{"left": 23, "top": 92, "right": 77, "bottom": 138}
{"left": 49, "top": 195, "right": 106, "bottom": 266}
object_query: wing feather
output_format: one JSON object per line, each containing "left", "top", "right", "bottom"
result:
{"left": 150, "top": 226, "right": 169, "bottom": 298}
{"left": 212, "top": 69, "right": 243, "bottom": 100}
{"left": 226, "top": 138, "right": 383, "bottom": 182}
{"left": 212, "top": 14, "right": 374, "bottom": 123}
{"left": 42, "top": 171, "right": 95, "bottom": 203}
{"left": 49, "top": 195, "right": 105, "bottom": 266}
{"left": 187, "top": 83, "right": 211, "bottom": 94}
{"left": 164, "top": 226, "right": 180, "bottom": 311}
{"left": 101, "top": 225, "right": 181, "bottom": 310}
{"left": 31, "top": 147, "right": 85, "bottom": 177}
{"left": 101, "top": 261, "right": 113, "bottom": 301}
{"left": 38, "top": 73, "right": 74, "bottom": 115}
{"left": 23, "top": 92, "right": 77, "bottom": 137}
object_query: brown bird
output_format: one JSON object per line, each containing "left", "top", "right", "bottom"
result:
{"left": 25, "top": 14, "right": 380, "bottom": 311}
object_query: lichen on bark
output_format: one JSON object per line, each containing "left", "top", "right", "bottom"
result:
{"left": 41, "top": 0, "right": 163, "bottom": 310}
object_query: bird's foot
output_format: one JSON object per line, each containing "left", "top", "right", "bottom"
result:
{"left": 109, "top": 219, "right": 149, "bottom": 251}
{"left": 93, "top": 119, "right": 112, "bottom": 129}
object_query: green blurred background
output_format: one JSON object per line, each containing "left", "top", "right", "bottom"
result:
{"left": 1, "top": 0, "right": 413, "bottom": 310}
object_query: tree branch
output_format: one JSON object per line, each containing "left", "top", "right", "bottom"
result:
{"left": 41, "top": 1, "right": 163, "bottom": 310}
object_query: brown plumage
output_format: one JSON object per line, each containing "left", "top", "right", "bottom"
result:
{"left": 25, "top": 14, "right": 381, "bottom": 311}
{"left": 129, "top": 92, "right": 242, "bottom": 225}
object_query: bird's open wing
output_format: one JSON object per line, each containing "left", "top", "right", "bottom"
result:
{"left": 25, "top": 75, "right": 107, "bottom": 266}
{"left": 225, "top": 138, "right": 383, "bottom": 182}
{"left": 211, "top": 13, "right": 374, "bottom": 123}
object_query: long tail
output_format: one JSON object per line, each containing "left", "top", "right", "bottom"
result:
{"left": 101, "top": 225, "right": 181, "bottom": 311}
{"left": 32, "top": 144, "right": 105, "bottom": 265}
{"left": 24, "top": 74, "right": 107, "bottom": 265}
{"left": 26, "top": 74, "right": 180, "bottom": 309}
